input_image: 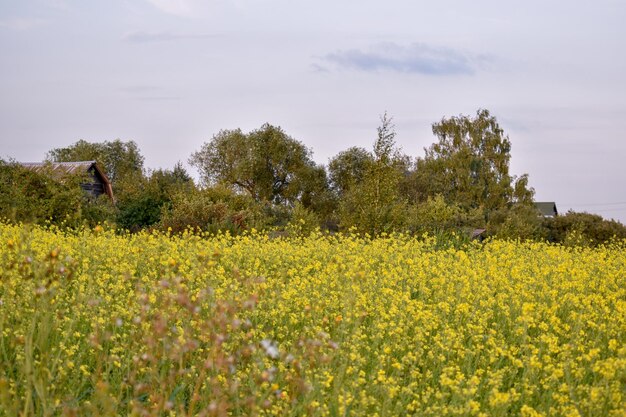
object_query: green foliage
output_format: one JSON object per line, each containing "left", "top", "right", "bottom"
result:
{"left": 116, "top": 163, "right": 195, "bottom": 231}
{"left": 414, "top": 109, "right": 534, "bottom": 220}
{"left": 79, "top": 195, "right": 118, "bottom": 227}
{"left": 189, "top": 124, "right": 325, "bottom": 206}
{"left": 285, "top": 202, "right": 321, "bottom": 237}
{"left": 407, "top": 195, "right": 483, "bottom": 236}
{"left": 487, "top": 204, "right": 544, "bottom": 240}
{"left": 328, "top": 146, "right": 373, "bottom": 197}
{"left": 10, "top": 110, "right": 622, "bottom": 247}
{"left": 116, "top": 193, "right": 164, "bottom": 231}
{"left": 290, "top": 164, "right": 337, "bottom": 221}
{"left": 338, "top": 114, "right": 409, "bottom": 235}
{"left": 0, "top": 160, "right": 115, "bottom": 228}
{"left": 47, "top": 139, "right": 145, "bottom": 189}
{"left": 543, "top": 211, "right": 626, "bottom": 246}
{"left": 159, "top": 186, "right": 267, "bottom": 234}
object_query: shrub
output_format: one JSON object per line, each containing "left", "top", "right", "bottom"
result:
{"left": 544, "top": 211, "right": 626, "bottom": 246}
{"left": 0, "top": 160, "right": 115, "bottom": 228}
{"left": 159, "top": 186, "right": 267, "bottom": 234}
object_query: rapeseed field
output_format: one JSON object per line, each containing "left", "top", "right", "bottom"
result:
{"left": 0, "top": 223, "right": 625, "bottom": 416}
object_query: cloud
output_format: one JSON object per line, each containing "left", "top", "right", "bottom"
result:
{"left": 310, "top": 63, "right": 330, "bottom": 73}
{"left": 123, "top": 31, "right": 216, "bottom": 43}
{"left": 321, "top": 42, "right": 477, "bottom": 76}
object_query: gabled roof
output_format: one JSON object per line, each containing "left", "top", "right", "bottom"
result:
{"left": 21, "top": 161, "right": 97, "bottom": 175}
{"left": 470, "top": 228, "right": 487, "bottom": 239}
{"left": 20, "top": 161, "right": 114, "bottom": 201}
{"left": 535, "top": 202, "right": 558, "bottom": 217}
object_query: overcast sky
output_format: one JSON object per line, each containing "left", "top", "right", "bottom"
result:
{"left": 1, "top": 0, "right": 625, "bottom": 222}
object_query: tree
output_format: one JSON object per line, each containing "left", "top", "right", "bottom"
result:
{"left": 338, "top": 113, "right": 409, "bottom": 234}
{"left": 47, "top": 139, "right": 145, "bottom": 187}
{"left": 289, "top": 164, "right": 336, "bottom": 222}
{"left": 189, "top": 124, "right": 326, "bottom": 206}
{"left": 414, "top": 109, "right": 534, "bottom": 221}
{"left": 328, "top": 147, "right": 373, "bottom": 197}
{"left": 115, "top": 162, "right": 194, "bottom": 231}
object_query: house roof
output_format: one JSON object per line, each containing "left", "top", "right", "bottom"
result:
{"left": 20, "top": 160, "right": 98, "bottom": 175}
{"left": 470, "top": 228, "right": 487, "bottom": 239}
{"left": 535, "top": 202, "right": 558, "bottom": 217}
{"left": 20, "top": 161, "right": 114, "bottom": 201}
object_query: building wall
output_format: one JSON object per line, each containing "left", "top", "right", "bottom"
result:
{"left": 80, "top": 168, "right": 107, "bottom": 199}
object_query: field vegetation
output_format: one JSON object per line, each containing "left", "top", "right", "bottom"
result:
{"left": 1, "top": 223, "right": 625, "bottom": 416}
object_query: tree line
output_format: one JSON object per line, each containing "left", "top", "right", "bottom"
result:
{"left": 1, "top": 109, "right": 625, "bottom": 245}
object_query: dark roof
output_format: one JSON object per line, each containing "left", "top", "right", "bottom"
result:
{"left": 470, "top": 228, "right": 487, "bottom": 239}
{"left": 20, "top": 161, "right": 114, "bottom": 201}
{"left": 535, "top": 202, "right": 558, "bottom": 217}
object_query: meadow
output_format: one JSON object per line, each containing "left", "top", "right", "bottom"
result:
{"left": 0, "top": 223, "right": 625, "bottom": 417}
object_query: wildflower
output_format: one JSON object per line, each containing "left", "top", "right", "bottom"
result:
{"left": 261, "top": 339, "right": 279, "bottom": 359}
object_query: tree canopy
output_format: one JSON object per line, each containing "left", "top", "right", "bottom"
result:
{"left": 189, "top": 124, "right": 324, "bottom": 206}
{"left": 338, "top": 114, "right": 409, "bottom": 234}
{"left": 328, "top": 146, "right": 372, "bottom": 197}
{"left": 5, "top": 109, "right": 623, "bottom": 243}
{"left": 414, "top": 109, "right": 534, "bottom": 220}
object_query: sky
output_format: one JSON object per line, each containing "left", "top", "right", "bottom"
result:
{"left": 1, "top": 0, "right": 625, "bottom": 222}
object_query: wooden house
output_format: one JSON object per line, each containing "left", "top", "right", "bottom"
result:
{"left": 20, "top": 161, "right": 114, "bottom": 202}
{"left": 535, "top": 202, "right": 558, "bottom": 218}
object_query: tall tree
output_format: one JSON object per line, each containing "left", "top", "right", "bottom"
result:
{"left": 189, "top": 124, "right": 326, "bottom": 206}
{"left": 328, "top": 147, "right": 373, "bottom": 197}
{"left": 414, "top": 109, "right": 533, "bottom": 220}
{"left": 47, "top": 139, "right": 145, "bottom": 187}
{"left": 339, "top": 113, "right": 408, "bottom": 234}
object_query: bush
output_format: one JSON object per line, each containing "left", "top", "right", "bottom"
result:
{"left": 543, "top": 211, "right": 626, "bottom": 246}
{"left": 407, "top": 195, "right": 484, "bottom": 236}
{"left": 487, "top": 204, "right": 543, "bottom": 240}
{"left": 159, "top": 186, "right": 268, "bottom": 234}
{"left": 0, "top": 160, "right": 115, "bottom": 228}
{"left": 116, "top": 194, "right": 164, "bottom": 232}
{"left": 114, "top": 164, "right": 194, "bottom": 231}
{"left": 285, "top": 202, "right": 321, "bottom": 237}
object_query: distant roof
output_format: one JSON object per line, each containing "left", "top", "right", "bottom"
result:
{"left": 470, "top": 228, "right": 487, "bottom": 239}
{"left": 20, "top": 160, "right": 98, "bottom": 176}
{"left": 535, "top": 202, "right": 558, "bottom": 217}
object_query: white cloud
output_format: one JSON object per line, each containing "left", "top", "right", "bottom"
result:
{"left": 322, "top": 43, "right": 477, "bottom": 76}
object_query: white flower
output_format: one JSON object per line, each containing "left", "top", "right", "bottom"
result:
{"left": 261, "top": 339, "right": 279, "bottom": 359}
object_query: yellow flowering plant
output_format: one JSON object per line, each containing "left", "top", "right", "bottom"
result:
{"left": 0, "top": 223, "right": 625, "bottom": 416}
